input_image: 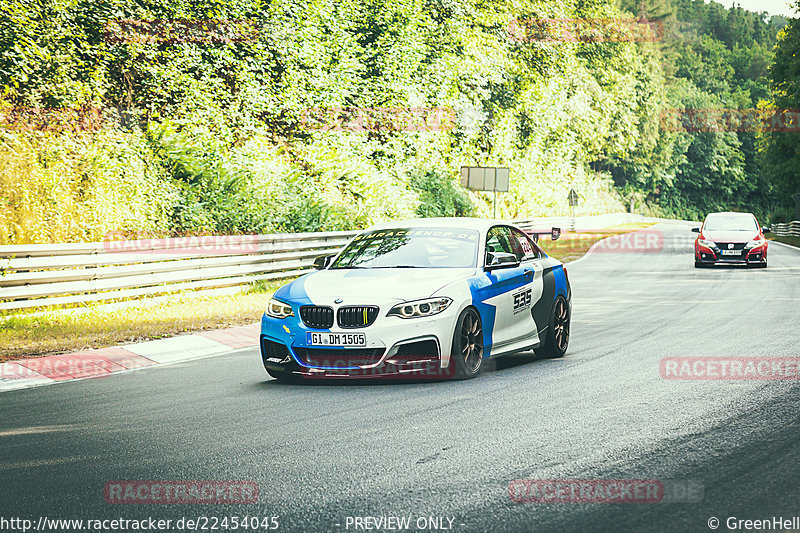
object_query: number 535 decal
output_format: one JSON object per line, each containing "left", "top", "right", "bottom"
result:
{"left": 513, "top": 288, "right": 532, "bottom": 313}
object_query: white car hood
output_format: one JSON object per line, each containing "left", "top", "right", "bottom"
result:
{"left": 301, "top": 268, "right": 476, "bottom": 305}
{"left": 702, "top": 230, "right": 759, "bottom": 243}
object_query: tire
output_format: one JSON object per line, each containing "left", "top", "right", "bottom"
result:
{"left": 449, "top": 307, "right": 484, "bottom": 379}
{"left": 537, "top": 296, "right": 570, "bottom": 358}
{"left": 695, "top": 261, "right": 709, "bottom": 268}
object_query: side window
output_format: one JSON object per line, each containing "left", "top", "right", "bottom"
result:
{"left": 486, "top": 226, "right": 514, "bottom": 263}
{"left": 511, "top": 228, "right": 540, "bottom": 261}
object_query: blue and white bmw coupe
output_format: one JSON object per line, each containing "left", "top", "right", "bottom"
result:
{"left": 260, "top": 218, "right": 571, "bottom": 381}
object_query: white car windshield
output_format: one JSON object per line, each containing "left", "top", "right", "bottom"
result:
{"left": 703, "top": 214, "right": 758, "bottom": 232}
{"left": 330, "top": 227, "right": 479, "bottom": 269}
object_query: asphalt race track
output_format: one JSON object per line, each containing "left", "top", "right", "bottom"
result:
{"left": 2, "top": 222, "right": 800, "bottom": 533}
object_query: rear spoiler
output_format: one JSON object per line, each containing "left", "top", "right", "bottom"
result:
{"left": 530, "top": 227, "right": 561, "bottom": 243}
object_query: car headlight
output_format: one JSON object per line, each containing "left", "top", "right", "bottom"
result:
{"left": 266, "top": 298, "right": 294, "bottom": 319}
{"left": 698, "top": 238, "right": 716, "bottom": 249}
{"left": 387, "top": 297, "right": 452, "bottom": 319}
{"left": 745, "top": 238, "right": 766, "bottom": 249}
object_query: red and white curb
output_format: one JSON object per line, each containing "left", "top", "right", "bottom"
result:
{"left": 0, "top": 323, "right": 259, "bottom": 393}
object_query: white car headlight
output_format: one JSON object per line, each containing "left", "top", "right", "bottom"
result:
{"left": 745, "top": 238, "right": 766, "bottom": 249}
{"left": 698, "top": 238, "right": 716, "bottom": 248}
{"left": 387, "top": 297, "right": 452, "bottom": 319}
{"left": 266, "top": 298, "right": 294, "bottom": 319}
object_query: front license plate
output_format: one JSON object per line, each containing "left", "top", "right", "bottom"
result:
{"left": 306, "top": 332, "right": 366, "bottom": 347}
{"left": 721, "top": 249, "right": 740, "bottom": 256}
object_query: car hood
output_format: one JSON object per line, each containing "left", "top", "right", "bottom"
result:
{"left": 287, "top": 268, "right": 476, "bottom": 306}
{"left": 701, "top": 230, "right": 760, "bottom": 243}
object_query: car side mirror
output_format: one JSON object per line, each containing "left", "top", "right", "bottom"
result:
{"left": 762, "top": 226, "right": 771, "bottom": 234}
{"left": 485, "top": 251, "right": 520, "bottom": 270}
{"left": 313, "top": 254, "right": 335, "bottom": 270}
{"left": 551, "top": 227, "right": 561, "bottom": 241}
{"left": 691, "top": 227, "right": 700, "bottom": 233}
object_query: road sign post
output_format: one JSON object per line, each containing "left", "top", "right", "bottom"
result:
{"left": 460, "top": 167, "right": 510, "bottom": 219}
{"left": 567, "top": 188, "right": 578, "bottom": 219}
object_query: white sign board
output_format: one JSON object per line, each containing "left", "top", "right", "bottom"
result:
{"left": 460, "top": 167, "right": 510, "bottom": 192}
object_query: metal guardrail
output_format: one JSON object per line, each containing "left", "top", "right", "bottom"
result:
{"left": 770, "top": 221, "right": 800, "bottom": 237}
{"left": 0, "top": 213, "right": 652, "bottom": 311}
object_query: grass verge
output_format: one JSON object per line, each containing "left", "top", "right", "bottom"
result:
{"left": 0, "top": 279, "right": 288, "bottom": 362}
{"left": 767, "top": 235, "right": 800, "bottom": 249}
{"left": 1, "top": 223, "right": 655, "bottom": 361}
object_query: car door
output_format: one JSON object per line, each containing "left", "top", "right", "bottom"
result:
{"left": 510, "top": 227, "right": 548, "bottom": 337}
{"left": 475, "top": 226, "right": 534, "bottom": 351}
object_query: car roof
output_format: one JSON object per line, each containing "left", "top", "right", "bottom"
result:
{"left": 705, "top": 211, "right": 755, "bottom": 217}
{"left": 364, "top": 217, "right": 517, "bottom": 233}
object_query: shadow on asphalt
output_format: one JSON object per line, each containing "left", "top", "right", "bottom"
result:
{"left": 696, "top": 263, "right": 767, "bottom": 270}
{"left": 253, "top": 350, "right": 552, "bottom": 388}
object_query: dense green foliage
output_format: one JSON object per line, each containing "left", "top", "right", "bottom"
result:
{"left": 615, "top": 0, "right": 789, "bottom": 221}
{"left": 408, "top": 171, "right": 476, "bottom": 219}
{"left": 765, "top": 3, "right": 800, "bottom": 219}
{"left": 0, "top": 0, "right": 797, "bottom": 243}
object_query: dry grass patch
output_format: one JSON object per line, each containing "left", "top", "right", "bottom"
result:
{"left": 0, "top": 280, "right": 288, "bottom": 361}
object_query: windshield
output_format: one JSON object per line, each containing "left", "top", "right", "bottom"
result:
{"left": 703, "top": 214, "right": 758, "bottom": 232}
{"left": 330, "top": 227, "right": 479, "bottom": 269}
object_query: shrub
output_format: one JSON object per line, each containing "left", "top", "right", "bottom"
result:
{"left": 407, "top": 171, "right": 476, "bottom": 218}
